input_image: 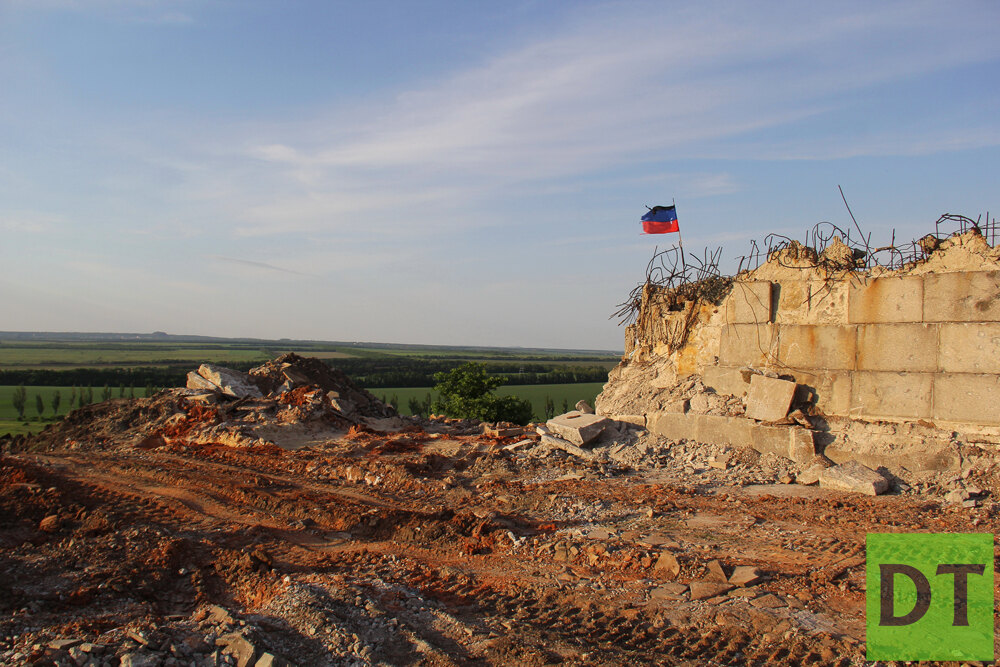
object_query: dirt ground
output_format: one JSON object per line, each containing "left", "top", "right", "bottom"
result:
{"left": 1, "top": 394, "right": 996, "bottom": 666}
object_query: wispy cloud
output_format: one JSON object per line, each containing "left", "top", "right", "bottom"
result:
{"left": 212, "top": 256, "right": 308, "bottom": 276}
{"left": 215, "top": 1, "right": 998, "bottom": 236}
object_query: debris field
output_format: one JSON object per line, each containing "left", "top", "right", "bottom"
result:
{"left": 2, "top": 354, "right": 998, "bottom": 666}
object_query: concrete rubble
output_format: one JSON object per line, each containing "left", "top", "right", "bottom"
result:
{"left": 545, "top": 411, "right": 609, "bottom": 446}
{"left": 818, "top": 460, "right": 889, "bottom": 496}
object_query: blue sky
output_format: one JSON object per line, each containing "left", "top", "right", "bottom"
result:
{"left": 1, "top": 0, "right": 997, "bottom": 350}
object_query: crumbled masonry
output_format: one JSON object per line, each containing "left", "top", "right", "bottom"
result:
{"left": 2, "top": 227, "right": 1000, "bottom": 664}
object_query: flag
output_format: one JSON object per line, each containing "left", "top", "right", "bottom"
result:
{"left": 641, "top": 205, "right": 679, "bottom": 234}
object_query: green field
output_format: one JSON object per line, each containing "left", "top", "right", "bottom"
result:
{"left": 0, "top": 385, "right": 133, "bottom": 437}
{"left": 374, "top": 382, "right": 607, "bottom": 420}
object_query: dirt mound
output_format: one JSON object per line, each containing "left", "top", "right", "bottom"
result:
{"left": 18, "top": 394, "right": 188, "bottom": 453}
{"left": 248, "top": 353, "right": 395, "bottom": 420}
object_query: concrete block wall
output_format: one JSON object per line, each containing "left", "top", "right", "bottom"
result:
{"left": 705, "top": 270, "right": 1000, "bottom": 426}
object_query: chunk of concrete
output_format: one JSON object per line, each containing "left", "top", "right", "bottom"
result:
{"left": 187, "top": 371, "right": 221, "bottom": 393}
{"left": 574, "top": 400, "right": 595, "bottom": 414}
{"left": 546, "top": 411, "right": 609, "bottom": 446}
{"left": 216, "top": 632, "right": 258, "bottom": 667}
{"left": 745, "top": 375, "right": 796, "bottom": 422}
{"left": 198, "top": 365, "right": 263, "bottom": 399}
{"left": 819, "top": 460, "right": 889, "bottom": 496}
{"left": 689, "top": 581, "right": 734, "bottom": 600}
{"left": 728, "top": 566, "right": 763, "bottom": 587}
{"left": 653, "top": 551, "right": 681, "bottom": 580}
{"left": 540, "top": 434, "right": 595, "bottom": 460}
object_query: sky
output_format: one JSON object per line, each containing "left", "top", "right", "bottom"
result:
{"left": 1, "top": 0, "right": 998, "bottom": 351}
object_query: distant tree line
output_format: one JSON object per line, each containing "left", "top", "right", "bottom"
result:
{"left": 0, "top": 358, "right": 610, "bottom": 391}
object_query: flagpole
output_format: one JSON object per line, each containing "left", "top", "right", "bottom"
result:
{"left": 674, "top": 197, "right": 687, "bottom": 277}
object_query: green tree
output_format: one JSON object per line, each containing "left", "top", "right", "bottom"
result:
{"left": 129, "top": 385, "right": 135, "bottom": 398}
{"left": 544, "top": 395, "right": 555, "bottom": 420}
{"left": 119, "top": 383, "right": 125, "bottom": 398}
{"left": 407, "top": 396, "right": 423, "bottom": 416}
{"left": 35, "top": 394, "right": 44, "bottom": 420}
{"left": 85, "top": 387, "right": 94, "bottom": 405}
{"left": 389, "top": 394, "right": 399, "bottom": 410}
{"left": 561, "top": 398, "right": 569, "bottom": 414}
{"left": 430, "top": 363, "right": 533, "bottom": 425}
{"left": 144, "top": 383, "right": 154, "bottom": 397}
{"left": 102, "top": 384, "right": 112, "bottom": 401}
{"left": 51, "top": 390, "right": 61, "bottom": 417}
{"left": 12, "top": 386, "right": 27, "bottom": 420}
{"left": 68, "top": 387, "right": 77, "bottom": 411}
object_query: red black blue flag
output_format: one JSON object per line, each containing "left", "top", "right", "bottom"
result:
{"left": 641, "top": 205, "right": 679, "bottom": 234}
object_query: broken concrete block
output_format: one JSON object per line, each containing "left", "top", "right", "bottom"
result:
{"left": 689, "top": 581, "right": 734, "bottom": 600}
{"left": 795, "top": 464, "right": 825, "bottom": 486}
{"left": 705, "top": 559, "right": 728, "bottom": 582}
{"left": 663, "top": 399, "right": 690, "bottom": 414}
{"left": 788, "top": 427, "right": 815, "bottom": 463}
{"left": 502, "top": 439, "right": 535, "bottom": 452}
{"left": 254, "top": 653, "right": 293, "bottom": 667}
{"left": 484, "top": 425, "right": 525, "bottom": 438}
{"left": 728, "top": 566, "right": 763, "bottom": 587}
{"left": 745, "top": 375, "right": 796, "bottom": 422}
{"left": 540, "top": 434, "right": 595, "bottom": 459}
{"left": 574, "top": 400, "right": 595, "bottom": 414}
{"left": 198, "top": 365, "right": 263, "bottom": 399}
{"left": 650, "top": 583, "right": 688, "bottom": 600}
{"left": 653, "top": 551, "right": 681, "bottom": 580}
{"left": 819, "top": 460, "right": 889, "bottom": 496}
{"left": 187, "top": 371, "right": 221, "bottom": 393}
{"left": 944, "top": 488, "right": 971, "bottom": 504}
{"left": 546, "top": 411, "right": 609, "bottom": 446}
{"left": 216, "top": 632, "right": 258, "bottom": 667}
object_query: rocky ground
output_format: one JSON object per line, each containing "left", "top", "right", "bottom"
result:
{"left": 1, "top": 359, "right": 996, "bottom": 666}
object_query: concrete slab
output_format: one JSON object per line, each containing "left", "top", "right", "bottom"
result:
{"left": 725, "top": 281, "right": 773, "bottom": 324}
{"left": 744, "top": 375, "right": 796, "bottom": 422}
{"left": 924, "top": 271, "right": 1000, "bottom": 322}
{"left": 198, "top": 364, "right": 263, "bottom": 399}
{"left": 539, "top": 434, "right": 595, "bottom": 459}
{"left": 719, "top": 323, "right": 775, "bottom": 366}
{"left": 939, "top": 323, "right": 1000, "bottom": 374}
{"left": 856, "top": 323, "right": 938, "bottom": 372}
{"left": 933, "top": 373, "right": 1000, "bottom": 425}
{"left": 819, "top": 460, "right": 888, "bottom": 496}
{"left": 647, "top": 412, "right": 698, "bottom": 442}
{"left": 702, "top": 366, "right": 750, "bottom": 397}
{"left": 187, "top": 371, "right": 221, "bottom": 393}
{"left": 545, "top": 411, "right": 608, "bottom": 445}
{"left": 848, "top": 276, "right": 923, "bottom": 323}
{"left": 776, "top": 325, "right": 856, "bottom": 370}
{"left": 851, "top": 371, "right": 933, "bottom": 420}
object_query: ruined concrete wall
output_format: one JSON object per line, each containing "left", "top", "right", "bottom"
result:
{"left": 600, "top": 232, "right": 1000, "bottom": 474}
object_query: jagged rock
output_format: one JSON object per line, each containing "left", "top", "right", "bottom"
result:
{"left": 217, "top": 632, "right": 258, "bottom": 667}
{"left": 575, "top": 400, "right": 595, "bottom": 414}
{"left": 197, "top": 365, "right": 263, "bottom": 399}
{"left": 729, "top": 566, "right": 763, "bottom": 586}
{"left": 255, "top": 653, "right": 294, "bottom": 667}
{"left": 38, "top": 515, "right": 60, "bottom": 532}
{"left": 705, "top": 559, "right": 728, "bottom": 582}
{"left": 689, "top": 581, "right": 734, "bottom": 600}
{"left": 653, "top": 551, "right": 681, "bottom": 579}
{"left": 120, "top": 650, "right": 162, "bottom": 667}
{"left": 187, "top": 371, "right": 221, "bottom": 393}
{"left": 546, "top": 411, "right": 608, "bottom": 446}
{"left": 819, "top": 460, "right": 888, "bottom": 496}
